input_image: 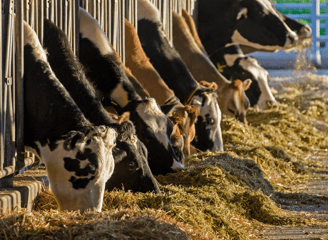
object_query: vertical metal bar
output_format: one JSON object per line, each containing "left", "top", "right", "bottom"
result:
{"left": 34, "top": 0, "right": 38, "bottom": 35}
{"left": 121, "top": 0, "right": 125, "bottom": 63}
{"left": 1, "top": 0, "right": 15, "bottom": 188}
{"left": 59, "top": 0, "right": 63, "bottom": 29}
{"left": 64, "top": 0, "right": 68, "bottom": 36}
{"left": 75, "top": 0, "right": 80, "bottom": 57}
{"left": 38, "top": 0, "right": 44, "bottom": 45}
{"left": 112, "top": 0, "right": 118, "bottom": 49}
{"left": 15, "top": 0, "right": 25, "bottom": 172}
{"left": 311, "top": 0, "right": 320, "bottom": 65}
{"left": 30, "top": 0, "right": 34, "bottom": 30}
{"left": 45, "top": 0, "right": 50, "bottom": 19}
{"left": 108, "top": 0, "right": 112, "bottom": 41}
{"left": 0, "top": 0, "right": 3, "bottom": 170}
{"left": 72, "top": 0, "right": 75, "bottom": 54}
{"left": 50, "top": 0, "right": 55, "bottom": 22}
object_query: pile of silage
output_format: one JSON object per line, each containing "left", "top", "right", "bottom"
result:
{"left": 2, "top": 72, "right": 328, "bottom": 239}
{"left": 0, "top": 208, "right": 196, "bottom": 240}
{"left": 29, "top": 155, "right": 295, "bottom": 240}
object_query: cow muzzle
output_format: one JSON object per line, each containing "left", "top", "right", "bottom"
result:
{"left": 299, "top": 24, "right": 312, "bottom": 39}
{"left": 285, "top": 31, "right": 298, "bottom": 47}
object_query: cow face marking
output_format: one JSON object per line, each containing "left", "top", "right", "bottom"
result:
{"left": 224, "top": 52, "right": 244, "bottom": 67}
{"left": 36, "top": 126, "right": 117, "bottom": 212}
{"left": 111, "top": 82, "right": 130, "bottom": 108}
{"left": 64, "top": 148, "right": 98, "bottom": 179}
{"left": 192, "top": 91, "right": 223, "bottom": 152}
{"left": 238, "top": 57, "right": 276, "bottom": 109}
{"left": 237, "top": 8, "right": 248, "bottom": 20}
{"left": 130, "top": 98, "right": 184, "bottom": 175}
{"left": 136, "top": 98, "right": 172, "bottom": 149}
{"left": 69, "top": 176, "right": 95, "bottom": 190}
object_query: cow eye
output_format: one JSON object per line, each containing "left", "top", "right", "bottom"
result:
{"left": 228, "top": 108, "right": 235, "bottom": 115}
{"left": 207, "top": 118, "right": 215, "bottom": 125}
{"left": 128, "top": 161, "right": 136, "bottom": 171}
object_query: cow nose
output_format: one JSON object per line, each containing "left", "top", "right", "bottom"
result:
{"left": 266, "top": 100, "right": 277, "bottom": 109}
{"left": 236, "top": 113, "right": 247, "bottom": 125}
{"left": 286, "top": 31, "right": 298, "bottom": 46}
{"left": 299, "top": 24, "right": 312, "bottom": 39}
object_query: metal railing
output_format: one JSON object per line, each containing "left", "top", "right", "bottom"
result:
{"left": 0, "top": 0, "right": 80, "bottom": 189}
{"left": 275, "top": 0, "right": 328, "bottom": 64}
{"left": 0, "top": 0, "right": 199, "bottom": 190}
{"left": 148, "top": 0, "right": 196, "bottom": 45}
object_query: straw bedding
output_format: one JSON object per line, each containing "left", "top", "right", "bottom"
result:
{"left": 1, "top": 68, "right": 328, "bottom": 239}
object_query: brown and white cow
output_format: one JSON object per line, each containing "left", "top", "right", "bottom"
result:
{"left": 173, "top": 11, "right": 251, "bottom": 124}
{"left": 198, "top": 0, "right": 298, "bottom": 56}
{"left": 124, "top": 18, "right": 198, "bottom": 160}
{"left": 24, "top": 21, "right": 116, "bottom": 212}
{"left": 137, "top": 0, "right": 223, "bottom": 152}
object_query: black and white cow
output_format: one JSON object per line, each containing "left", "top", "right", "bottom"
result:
{"left": 24, "top": 21, "right": 116, "bottom": 211}
{"left": 137, "top": 0, "right": 223, "bottom": 152}
{"left": 240, "top": 11, "right": 312, "bottom": 54}
{"left": 78, "top": 8, "right": 183, "bottom": 176}
{"left": 198, "top": 0, "right": 298, "bottom": 56}
{"left": 209, "top": 44, "right": 276, "bottom": 109}
{"left": 42, "top": 19, "right": 160, "bottom": 193}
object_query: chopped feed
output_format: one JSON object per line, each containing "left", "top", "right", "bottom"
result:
{"left": 2, "top": 66, "right": 328, "bottom": 239}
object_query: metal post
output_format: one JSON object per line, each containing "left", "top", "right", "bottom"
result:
{"left": 75, "top": 0, "right": 80, "bottom": 57}
{"left": 15, "top": 0, "right": 25, "bottom": 172}
{"left": 0, "top": 0, "right": 4, "bottom": 171}
{"left": 312, "top": 0, "right": 321, "bottom": 65}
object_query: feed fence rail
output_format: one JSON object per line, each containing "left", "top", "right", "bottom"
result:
{"left": 0, "top": 0, "right": 80, "bottom": 189}
{"left": 80, "top": 0, "right": 138, "bottom": 63}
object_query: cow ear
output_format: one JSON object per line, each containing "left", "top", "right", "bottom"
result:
{"left": 118, "top": 112, "right": 130, "bottom": 124}
{"left": 243, "top": 79, "right": 252, "bottom": 90}
{"left": 237, "top": 8, "right": 248, "bottom": 20}
{"left": 64, "top": 131, "right": 85, "bottom": 151}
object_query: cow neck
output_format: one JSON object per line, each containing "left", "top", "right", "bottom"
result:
{"left": 42, "top": 19, "right": 116, "bottom": 127}
{"left": 111, "top": 42, "right": 150, "bottom": 100}
{"left": 137, "top": 19, "right": 199, "bottom": 104}
{"left": 172, "top": 12, "right": 230, "bottom": 94}
{"left": 24, "top": 44, "right": 91, "bottom": 148}
{"left": 181, "top": 9, "right": 207, "bottom": 55}
{"left": 124, "top": 19, "right": 175, "bottom": 105}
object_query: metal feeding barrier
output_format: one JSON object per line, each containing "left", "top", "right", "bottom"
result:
{"left": 0, "top": 0, "right": 139, "bottom": 190}
{"left": 148, "top": 0, "right": 197, "bottom": 45}
{"left": 0, "top": 0, "right": 199, "bottom": 191}
{"left": 0, "top": 0, "right": 80, "bottom": 189}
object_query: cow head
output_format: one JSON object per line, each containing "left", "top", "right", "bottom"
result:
{"left": 278, "top": 12, "right": 312, "bottom": 44}
{"left": 232, "top": 0, "right": 298, "bottom": 50}
{"left": 168, "top": 105, "right": 199, "bottom": 162}
{"left": 123, "top": 98, "right": 184, "bottom": 176}
{"left": 101, "top": 111, "right": 160, "bottom": 193}
{"left": 37, "top": 126, "right": 116, "bottom": 212}
{"left": 229, "top": 56, "right": 277, "bottom": 110}
{"left": 214, "top": 79, "right": 252, "bottom": 124}
{"left": 191, "top": 85, "right": 224, "bottom": 152}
